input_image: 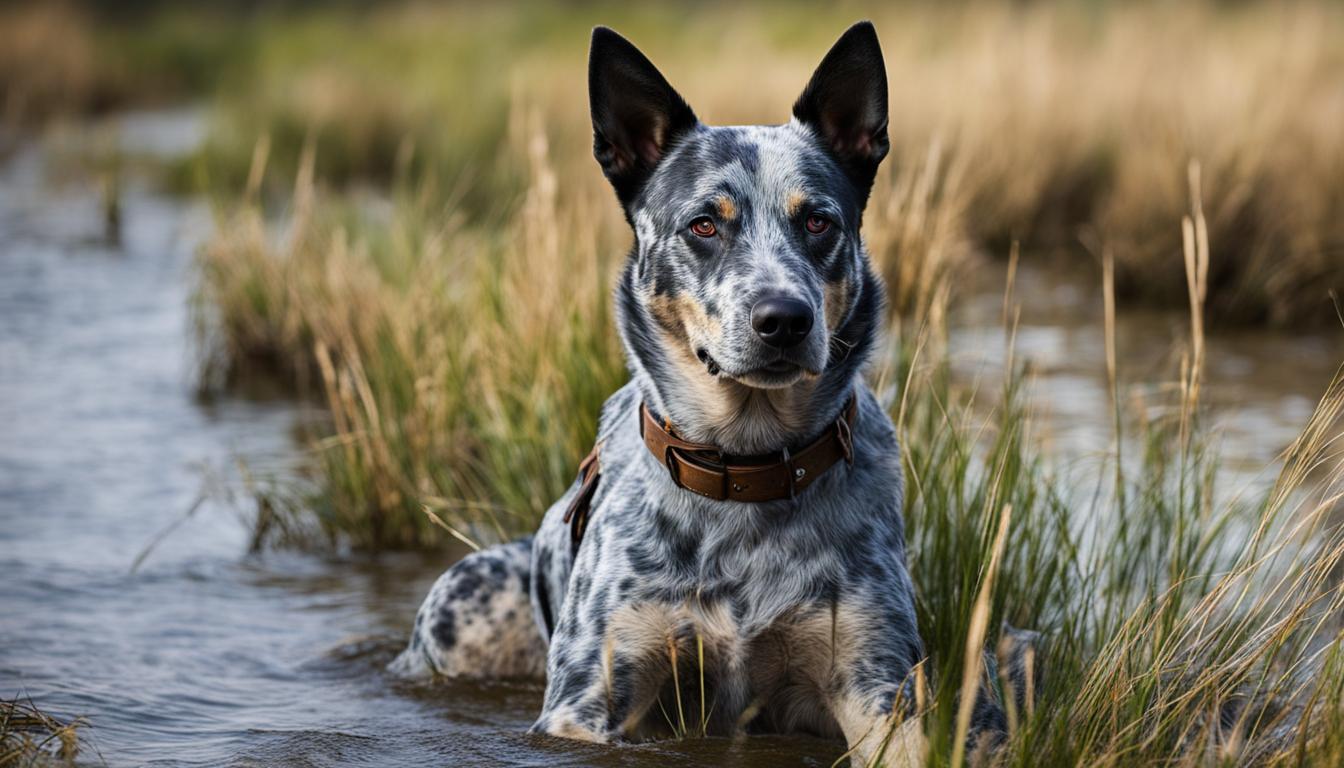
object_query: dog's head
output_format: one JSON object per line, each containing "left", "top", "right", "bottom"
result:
{"left": 591, "top": 23, "right": 889, "bottom": 449}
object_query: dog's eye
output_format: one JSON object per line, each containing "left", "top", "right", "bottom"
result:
{"left": 689, "top": 217, "right": 717, "bottom": 238}
{"left": 805, "top": 214, "right": 831, "bottom": 235}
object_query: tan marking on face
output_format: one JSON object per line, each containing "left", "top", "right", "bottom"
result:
{"left": 644, "top": 289, "right": 723, "bottom": 342}
{"left": 785, "top": 189, "right": 807, "bottom": 218}
{"left": 716, "top": 195, "right": 737, "bottom": 221}
{"left": 823, "top": 278, "right": 853, "bottom": 332}
{"left": 642, "top": 287, "right": 739, "bottom": 422}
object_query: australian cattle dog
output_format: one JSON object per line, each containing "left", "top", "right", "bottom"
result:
{"left": 392, "top": 22, "right": 1010, "bottom": 766}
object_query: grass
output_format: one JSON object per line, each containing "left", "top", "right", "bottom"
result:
{"left": 171, "top": 0, "right": 1344, "bottom": 327}
{"left": 0, "top": 697, "right": 86, "bottom": 768}
{"left": 0, "top": 2, "right": 258, "bottom": 134}
{"left": 196, "top": 120, "right": 630, "bottom": 547}
{"left": 8, "top": 2, "right": 1343, "bottom": 323}
{"left": 890, "top": 223, "right": 1344, "bottom": 764}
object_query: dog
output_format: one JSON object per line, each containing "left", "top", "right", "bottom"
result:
{"left": 393, "top": 22, "right": 944, "bottom": 765}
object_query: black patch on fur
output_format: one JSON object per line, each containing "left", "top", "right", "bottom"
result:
{"left": 535, "top": 552, "right": 556, "bottom": 639}
{"left": 432, "top": 610, "right": 457, "bottom": 649}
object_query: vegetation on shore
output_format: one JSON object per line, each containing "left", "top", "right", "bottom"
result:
{"left": 9, "top": 2, "right": 1343, "bottom": 324}
{"left": 0, "top": 697, "right": 86, "bottom": 768}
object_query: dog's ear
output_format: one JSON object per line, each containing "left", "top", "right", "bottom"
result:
{"left": 589, "top": 26, "right": 699, "bottom": 208}
{"left": 792, "top": 21, "right": 889, "bottom": 204}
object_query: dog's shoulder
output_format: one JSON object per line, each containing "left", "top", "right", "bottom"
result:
{"left": 528, "top": 381, "right": 645, "bottom": 640}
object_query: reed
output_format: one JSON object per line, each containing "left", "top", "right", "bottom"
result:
{"left": 171, "top": 1, "right": 1344, "bottom": 326}
{"left": 880, "top": 170, "right": 1344, "bottom": 765}
{"left": 0, "top": 696, "right": 85, "bottom": 767}
{"left": 11, "top": 3, "right": 1343, "bottom": 321}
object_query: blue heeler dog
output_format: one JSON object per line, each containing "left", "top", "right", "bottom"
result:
{"left": 392, "top": 22, "right": 983, "bottom": 765}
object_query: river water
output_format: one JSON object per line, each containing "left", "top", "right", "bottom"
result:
{"left": 1, "top": 111, "right": 1339, "bottom": 766}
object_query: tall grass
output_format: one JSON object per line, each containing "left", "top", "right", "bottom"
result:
{"left": 890, "top": 188, "right": 1344, "bottom": 762}
{"left": 197, "top": 111, "right": 629, "bottom": 547}
{"left": 0, "top": 2, "right": 257, "bottom": 135}
{"left": 0, "top": 3, "right": 106, "bottom": 130}
{"left": 172, "top": 1, "right": 1344, "bottom": 326}
{"left": 11, "top": 3, "right": 1343, "bottom": 321}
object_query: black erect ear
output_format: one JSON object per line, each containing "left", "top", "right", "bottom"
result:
{"left": 589, "top": 27, "right": 699, "bottom": 209}
{"left": 792, "top": 21, "right": 890, "bottom": 204}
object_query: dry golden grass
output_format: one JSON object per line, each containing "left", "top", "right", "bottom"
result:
{"left": 178, "top": 1, "right": 1344, "bottom": 325}
{"left": 197, "top": 111, "right": 630, "bottom": 546}
{"left": 11, "top": 3, "right": 1340, "bottom": 320}
{"left": 0, "top": 697, "right": 84, "bottom": 768}
{"left": 0, "top": 3, "right": 105, "bottom": 129}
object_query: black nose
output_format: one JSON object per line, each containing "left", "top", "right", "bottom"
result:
{"left": 750, "top": 297, "right": 814, "bottom": 348}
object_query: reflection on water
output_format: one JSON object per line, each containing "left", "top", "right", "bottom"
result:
{"left": 1, "top": 111, "right": 1338, "bottom": 766}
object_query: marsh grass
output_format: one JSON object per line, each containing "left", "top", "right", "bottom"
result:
{"left": 0, "top": 2, "right": 258, "bottom": 136}
{"left": 10, "top": 2, "right": 1344, "bottom": 317}
{"left": 0, "top": 697, "right": 86, "bottom": 768}
{"left": 167, "top": 1, "right": 1344, "bottom": 326}
{"left": 0, "top": 3, "right": 108, "bottom": 130}
{"left": 197, "top": 112, "right": 628, "bottom": 548}
{"left": 870, "top": 172, "right": 1344, "bottom": 764}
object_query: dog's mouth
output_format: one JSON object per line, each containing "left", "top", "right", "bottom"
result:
{"left": 696, "top": 347, "right": 722, "bottom": 376}
{"left": 696, "top": 348, "right": 811, "bottom": 388}
{"left": 754, "top": 359, "right": 802, "bottom": 376}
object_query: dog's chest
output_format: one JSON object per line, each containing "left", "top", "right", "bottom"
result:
{"left": 605, "top": 587, "right": 843, "bottom": 734}
{"left": 593, "top": 477, "right": 850, "bottom": 629}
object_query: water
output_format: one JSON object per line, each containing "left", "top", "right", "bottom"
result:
{"left": 1, "top": 111, "right": 1338, "bottom": 766}
{"left": 948, "top": 257, "right": 1341, "bottom": 485}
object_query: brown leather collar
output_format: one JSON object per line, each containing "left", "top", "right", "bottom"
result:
{"left": 639, "top": 395, "right": 858, "bottom": 503}
{"left": 561, "top": 395, "right": 859, "bottom": 550}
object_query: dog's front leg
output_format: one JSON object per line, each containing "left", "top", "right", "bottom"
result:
{"left": 832, "top": 688, "right": 926, "bottom": 768}
{"left": 529, "top": 623, "right": 617, "bottom": 742}
{"left": 530, "top": 602, "right": 674, "bottom": 743}
{"left": 825, "top": 590, "right": 928, "bottom": 767}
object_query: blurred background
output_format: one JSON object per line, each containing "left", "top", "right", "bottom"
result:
{"left": 2, "top": 1, "right": 1344, "bottom": 765}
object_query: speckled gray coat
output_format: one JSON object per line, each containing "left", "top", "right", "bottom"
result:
{"left": 394, "top": 21, "right": 931, "bottom": 765}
